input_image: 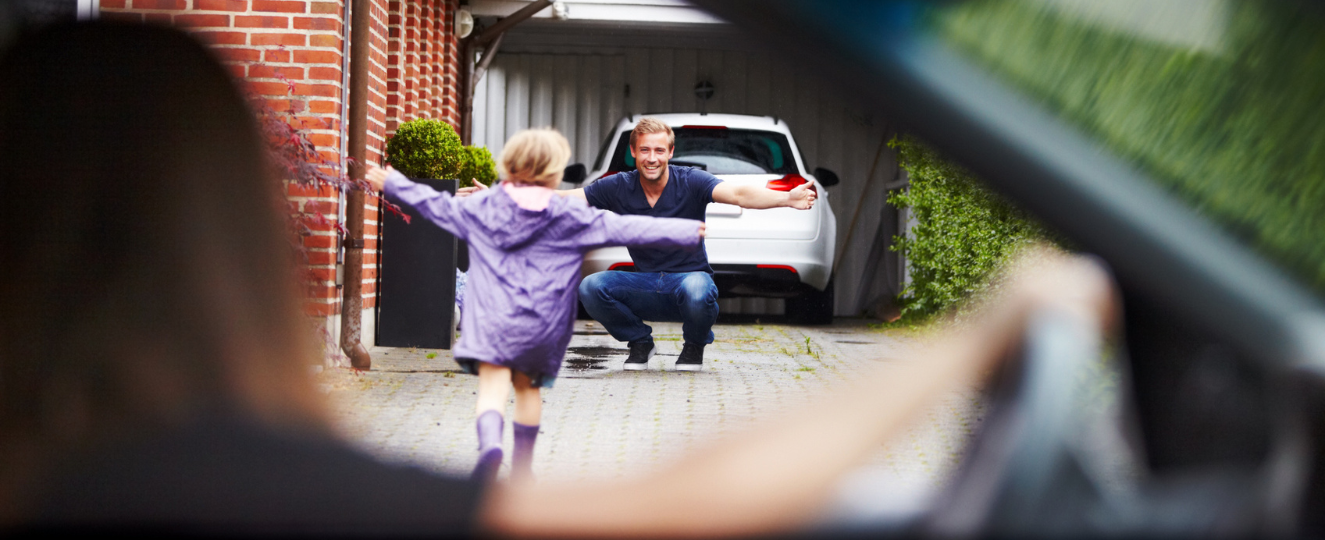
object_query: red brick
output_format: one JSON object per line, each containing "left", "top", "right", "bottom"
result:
{"left": 250, "top": 65, "right": 305, "bottom": 80}
{"left": 287, "top": 183, "right": 337, "bottom": 197}
{"left": 297, "top": 116, "right": 336, "bottom": 130}
{"left": 196, "top": 0, "right": 248, "bottom": 10}
{"left": 195, "top": 31, "right": 246, "bottom": 45}
{"left": 307, "top": 132, "right": 337, "bottom": 147}
{"left": 309, "top": 34, "right": 341, "bottom": 48}
{"left": 131, "top": 0, "right": 185, "bottom": 8}
{"left": 303, "top": 235, "right": 337, "bottom": 248}
{"left": 309, "top": 268, "right": 337, "bottom": 281}
{"left": 250, "top": 32, "right": 306, "bottom": 46}
{"left": 307, "top": 67, "right": 340, "bottom": 81}
{"left": 174, "top": 14, "right": 229, "bottom": 27}
{"left": 101, "top": 0, "right": 127, "bottom": 7}
{"left": 303, "top": 200, "right": 337, "bottom": 213}
{"left": 292, "top": 50, "right": 340, "bottom": 64}
{"left": 310, "top": 2, "right": 340, "bottom": 14}
{"left": 294, "top": 16, "right": 340, "bottom": 31}
{"left": 293, "top": 83, "right": 338, "bottom": 98}
{"left": 307, "top": 252, "right": 335, "bottom": 265}
{"left": 226, "top": 64, "right": 247, "bottom": 78}
{"left": 264, "top": 49, "right": 291, "bottom": 62}
{"left": 213, "top": 48, "right": 262, "bottom": 62}
{"left": 236, "top": 15, "right": 290, "bottom": 28}
{"left": 248, "top": 80, "right": 295, "bottom": 96}
{"left": 252, "top": 0, "right": 307, "bottom": 13}
{"left": 145, "top": 12, "right": 172, "bottom": 24}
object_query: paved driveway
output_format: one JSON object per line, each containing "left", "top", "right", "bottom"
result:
{"left": 322, "top": 319, "right": 985, "bottom": 519}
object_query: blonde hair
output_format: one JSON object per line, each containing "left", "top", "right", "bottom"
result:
{"left": 499, "top": 128, "right": 572, "bottom": 188}
{"left": 630, "top": 117, "right": 674, "bottom": 149}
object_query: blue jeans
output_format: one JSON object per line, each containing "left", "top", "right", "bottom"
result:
{"left": 578, "top": 271, "right": 719, "bottom": 345}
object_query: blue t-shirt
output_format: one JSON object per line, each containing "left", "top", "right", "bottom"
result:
{"left": 583, "top": 165, "right": 722, "bottom": 273}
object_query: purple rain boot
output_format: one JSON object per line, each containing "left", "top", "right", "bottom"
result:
{"left": 511, "top": 422, "right": 539, "bottom": 484}
{"left": 471, "top": 410, "right": 504, "bottom": 483}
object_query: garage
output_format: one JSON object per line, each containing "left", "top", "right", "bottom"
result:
{"left": 467, "top": 0, "right": 909, "bottom": 318}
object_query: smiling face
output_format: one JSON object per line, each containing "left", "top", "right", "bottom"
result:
{"left": 630, "top": 131, "right": 674, "bottom": 183}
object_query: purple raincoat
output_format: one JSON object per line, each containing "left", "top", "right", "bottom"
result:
{"left": 384, "top": 171, "right": 702, "bottom": 386}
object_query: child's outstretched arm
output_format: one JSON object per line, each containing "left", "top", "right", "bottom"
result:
{"left": 575, "top": 208, "right": 705, "bottom": 252}
{"left": 366, "top": 164, "right": 469, "bottom": 240}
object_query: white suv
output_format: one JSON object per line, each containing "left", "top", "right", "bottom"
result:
{"left": 569, "top": 113, "right": 839, "bottom": 324}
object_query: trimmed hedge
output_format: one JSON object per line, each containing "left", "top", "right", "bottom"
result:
{"left": 936, "top": 0, "right": 1325, "bottom": 292}
{"left": 888, "top": 136, "right": 1049, "bottom": 321}
{"left": 385, "top": 119, "right": 465, "bottom": 181}
{"left": 458, "top": 146, "right": 497, "bottom": 188}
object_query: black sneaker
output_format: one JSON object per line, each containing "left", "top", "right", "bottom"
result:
{"left": 623, "top": 339, "right": 655, "bottom": 371}
{"left": 675, "top": 343, "right": 704, "bottom": 372}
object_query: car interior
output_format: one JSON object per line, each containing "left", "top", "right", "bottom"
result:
{"left": 691, "top": 0, "right": 1325, "bottom": 536}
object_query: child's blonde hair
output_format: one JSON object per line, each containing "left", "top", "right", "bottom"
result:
{"left": 499, "top": 128, "right": 571, "bottom": 188}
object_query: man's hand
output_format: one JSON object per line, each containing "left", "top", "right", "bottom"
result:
{"left": 786, "top": 183, "right": 817, "bottom": 210}
{"left": 365, "top": 163, "right": 390, "bottom": 192}
{"left": 457, "top": 180, "right": 489, "bottom": 198}
{"left": 698, "top": 222, "right": 707, "bottom": 239}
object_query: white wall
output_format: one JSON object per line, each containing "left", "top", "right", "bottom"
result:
{"left": 472, "top": 41, "right": 904, "bottom": 317}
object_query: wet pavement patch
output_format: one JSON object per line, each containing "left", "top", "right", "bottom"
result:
{"left": 564, "top": 346, "right": 628, "bottom": 371}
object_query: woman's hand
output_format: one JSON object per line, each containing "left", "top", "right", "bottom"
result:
{"left": 364, "top": 163, "right": 391, "bottom": 192}
{"left": 457, "top": 180, "right": 489, "bottom": 198}
{"left": 698, "top": 223, "right": 707, "bottom": 239}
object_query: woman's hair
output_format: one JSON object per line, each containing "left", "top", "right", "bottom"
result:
{"left": 0, "top": 22, "right": 327, "bottom": 512}
{"left": 498, "top": 128, "right": 571, "bottom": 188}
{"left": 629, "top": 117, "right": 675, "bottom": 149}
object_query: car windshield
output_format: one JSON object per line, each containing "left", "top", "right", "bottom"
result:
{"left": 607, "top": 127, "right": 798, "bottom": 175}
{"left": 931, "top": 0, "right": 1325, "bottom": 295}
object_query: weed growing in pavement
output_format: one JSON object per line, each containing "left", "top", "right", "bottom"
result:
{"left": 796, "top": 366, "right": 815, "bottom": 372}
{"left": 426, "top": 352, "right": 437, "bottom": 359}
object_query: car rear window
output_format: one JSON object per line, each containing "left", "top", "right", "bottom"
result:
{"left": 606, "top": 128, "right": 799, "bottom": 175}
{"left": 933, "top": 0, "right": 1325, "bottom": 294}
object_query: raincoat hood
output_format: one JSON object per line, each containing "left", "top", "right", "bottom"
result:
{"left": 463, "top": 182, "right": 566, "bottom": 250}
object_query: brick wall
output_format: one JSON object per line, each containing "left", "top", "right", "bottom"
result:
{"left": 97, "top": 0, "right": 463, "bottom": 322}
{"left": 387, "top": 0, "right": 460, "bottom": 132}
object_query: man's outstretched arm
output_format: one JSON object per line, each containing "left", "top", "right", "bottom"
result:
{"left": 555, "top": 188, "right": 587, "bottom": 201}
{"left": 712, "top": 181, "right": 816, "bottom": 210}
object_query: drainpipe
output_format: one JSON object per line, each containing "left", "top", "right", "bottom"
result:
{"left": 459, "top": 0, "right": 551, "bottom": 143}
{"left": 340, "top": 0, "right": 372, "bottom": 370}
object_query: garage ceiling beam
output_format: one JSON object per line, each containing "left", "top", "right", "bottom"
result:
{"left": 473, "top": 0, "right": 552, "bottom": 46}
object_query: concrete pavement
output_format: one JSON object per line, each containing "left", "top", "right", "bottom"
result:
{"left": 321, "top": 319, "right": 985, "bottom": 514}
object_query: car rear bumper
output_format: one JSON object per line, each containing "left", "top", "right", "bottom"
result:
{"left": 582, "top": 238, "right": 832, "bottom": 295}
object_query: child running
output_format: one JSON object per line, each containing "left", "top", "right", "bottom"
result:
{"left": 365, "top": 129, "right": 704, "bottom": 484}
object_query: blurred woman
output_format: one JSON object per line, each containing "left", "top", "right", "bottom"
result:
{"left": 0, "top": 21, "right": 1116, "bottom": 536}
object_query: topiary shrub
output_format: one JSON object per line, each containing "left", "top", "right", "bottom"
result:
{"left": 385, "top": 119, "right": 464, "bottom": 180}
{"left": 458, "top": 146, "right": 497, "bottom": 188}
{"left": 888, "top": 135, "right": 1050, "bottom": 322}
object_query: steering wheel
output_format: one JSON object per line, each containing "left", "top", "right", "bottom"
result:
{"left": 918, "top": 307, "right": 1149, "bottom": 536}
{"left": 912, "top": 306, "right": 1313, "bottom": 537}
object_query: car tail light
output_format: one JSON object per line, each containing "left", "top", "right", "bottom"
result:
{"left": 756, "top": 264, "right": 798, "bottom": 274}
{"left": 766, "top": 174, "right": 817, "bottom": 195}
{"left": 609, "top": 262, "right": 635, "bottom": 271}
{"left": 681, "top": 125, "right": 728, "bottom": 130}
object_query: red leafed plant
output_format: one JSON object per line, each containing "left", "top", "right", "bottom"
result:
{"left": 245, "top": 72, "right": 408, "bottom": 364}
